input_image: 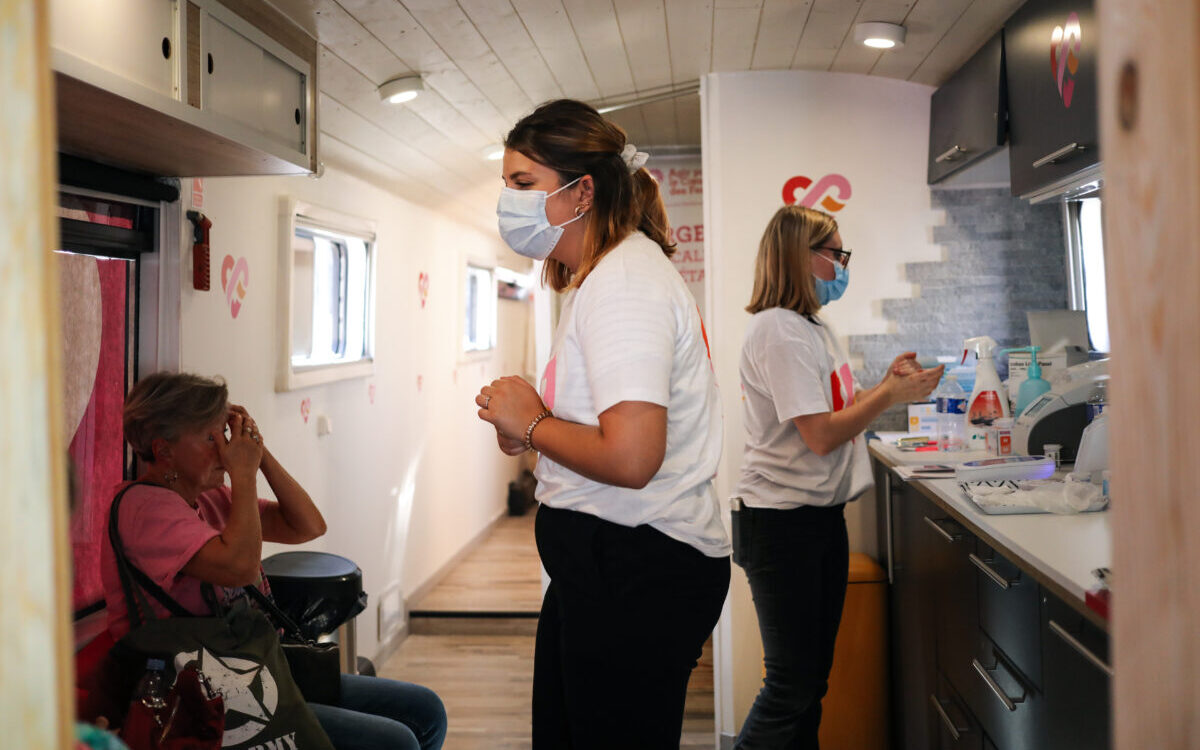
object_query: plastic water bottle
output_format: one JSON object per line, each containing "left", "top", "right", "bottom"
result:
{"left": 935, "top": 375, "right": 967, "bottom": 452}
{"left": 1086, "top": 379, "right": 1108, "bottom": 423}
{"left": 133, "top": 658, "right": 168, "bottom": 710}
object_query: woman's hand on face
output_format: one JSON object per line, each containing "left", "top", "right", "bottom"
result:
{"left": 476, "top": 376, "right": 547, "bottom": 442}
{"left": 884, "top": 364, "right": 945, "bottom": 405}
{"left": 214, "top": 412, "right": 264, "bottom": 478}
{"left": 227, "top": 404, "right": 264, "bottom": 448}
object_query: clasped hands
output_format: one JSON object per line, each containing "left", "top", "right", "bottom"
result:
{"left": 476, "top": 376, "right": 548, "bottom": 456}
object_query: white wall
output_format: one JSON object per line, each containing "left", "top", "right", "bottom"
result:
{"left": 175, "top": 166, "right": 527, "bottom": 659}
{"left": 702, "top": 70, "right": 940, "bottom": 735}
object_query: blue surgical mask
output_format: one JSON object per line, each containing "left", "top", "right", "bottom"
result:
{"left": 496, "top": 177, "right": 585, "bottom": 260}
{"left": 813, "top": 253, "right": 849, "bottom": 305}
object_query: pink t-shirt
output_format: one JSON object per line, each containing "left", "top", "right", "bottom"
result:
{"left": 101, "top": 483, "right": 273, "bottom": 639}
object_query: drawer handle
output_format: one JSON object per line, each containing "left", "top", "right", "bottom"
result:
{"left": 929, "top": 694, "right": 967, "bottom": 740}
{"left": 972, "top": 658, "right": 1024, "bottom": 712}
{"left": 1032, "top": 142, "right": 1085, "bottom": 168}
{"left": 1049, "top": 619, "right": 1114, "bottom": 677}
{"left": 935, "top": 145, "right": 968, "bottom": 163}
{"left": 923, "top": 516, "right": 961, "bottom": 543}
{"left": 969, "top": 553, "right": 1013, "bottom": 590}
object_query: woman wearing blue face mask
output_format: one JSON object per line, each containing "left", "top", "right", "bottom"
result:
{"left": 475, "top": 99, "right": 730, "bottom": 749}
{"left": 732, "top": 205, "right": 942, "bottom": 750}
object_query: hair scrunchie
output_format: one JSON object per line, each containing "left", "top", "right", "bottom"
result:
{"left": 621, "top": 143, "right": 650, "bottom": 173}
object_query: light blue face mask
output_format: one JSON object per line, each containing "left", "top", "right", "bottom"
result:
{"left": 813, "top": 253, "right": 849, "bottom": 306}
{"left": 496, "top": 176, "right": 585, "bottom": 260}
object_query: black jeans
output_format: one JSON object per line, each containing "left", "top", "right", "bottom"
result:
{"left": 732, "top": 503, "right": 849, "bottom": 750}
{"left": 532, "top": 504, "right": 731, "bottom": 750}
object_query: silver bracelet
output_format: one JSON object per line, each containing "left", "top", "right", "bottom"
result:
{"left": 524, "top": 410, "right": 552, "bottom": 451}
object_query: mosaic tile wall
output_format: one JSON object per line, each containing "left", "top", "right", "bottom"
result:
{"left": 850, "top": 187, "right": 1069, "bottom": 431}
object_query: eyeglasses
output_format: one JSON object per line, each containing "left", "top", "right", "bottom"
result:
{"left": 811, "top": 246, "right": 852, "bottom": 268}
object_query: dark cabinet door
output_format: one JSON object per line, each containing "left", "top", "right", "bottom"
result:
{"left": 932, "top": 674, "right": 984, "bottom": 750}
{"left": 1005, "top": 0, "right": 1099, "bottom": 196}
{"left": 964, "top": 630, "right": 1046, "bottom": 750}
{"left": 1042, "top": 592, "right": 1112, "bottom": 750}
{"left": 928, "top": 31, "right": 1006, "bottom": 183}
{"left": 923, "top": 509, "right": 979, "bottom": 699}
{"left": 974, "top": 543, "right": 1043, "bottom": 689}
{"left": 887, "top": 476, "right": 939, "bottom": 750}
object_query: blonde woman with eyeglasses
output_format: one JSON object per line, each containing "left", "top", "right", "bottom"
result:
{"left": 732, "top": 205, "right": 942, "bottom": 749}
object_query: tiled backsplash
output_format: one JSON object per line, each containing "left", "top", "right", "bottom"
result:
{"left": 850, "top": 187, "right": 1068, "bottom": 431}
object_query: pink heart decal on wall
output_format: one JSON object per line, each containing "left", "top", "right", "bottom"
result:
{"left": 221, "top": 255, "right": 250, "bottom": 319}
{"left": 418, "top": 272, "right": 430, "bottom": 308}
{"left": 368, "top": 383, "right": 376, "bottom": 405}
{"left": 300, "top": 398, "right": 311, "bottom": 423}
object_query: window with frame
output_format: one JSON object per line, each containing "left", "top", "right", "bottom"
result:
{"left": 1065, "top": 195, "right": 1108, "bottom": 353}
{"left": 280, "top": 202, "right": 376, "bottom": 390}
{"left": 463, "top": 262, "right": 497, "bottom": 353}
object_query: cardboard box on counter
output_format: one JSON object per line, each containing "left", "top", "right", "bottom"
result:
{"left": 908, "top": 402, "right": 937, "bottom": 435}
{"left": 1007, "top": 348, "right": 1088, "bottom": 390}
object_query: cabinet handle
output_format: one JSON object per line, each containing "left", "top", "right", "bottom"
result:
{"left": 1049, "top": 619, "right": 1114, "bottom": 677}
{"left": 969, "top": 553, "right": 1013, "bottom": 590}
{"left": 929, "top": 694, "right": 967, "bottom": 740}
{"left": 972, "top": 658, "right": 1024, "bottom": 712}
{"left": 923, "top": 515, "right": 961, "bottom": 543}
{"left": 935, "top": 145, "right": 968, "bottom": 163}
{"left": 1032, "top": 142, "right": 1085, "bottom": 168}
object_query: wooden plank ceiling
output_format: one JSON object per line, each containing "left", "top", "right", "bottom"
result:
{"left": 274, "top": 0, "right": 1025, "bottom": 216}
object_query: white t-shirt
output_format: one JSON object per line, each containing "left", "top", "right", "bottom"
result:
{"left": 735, "top": 308, "right": 873, "bottom": 509}
{"left": 534, "top": 232, "right": 730, "bottom": 557}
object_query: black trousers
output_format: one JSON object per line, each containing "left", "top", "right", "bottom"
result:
{"left": 532, "top": 504, "right": 731, "bottom": 750}
{"left": 732, "top": 503, "right": 850, "bottom": 750}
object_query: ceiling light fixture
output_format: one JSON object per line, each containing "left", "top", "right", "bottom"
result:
{"left": 480, "top": 143, "right": 505, "bottom": 161}
{"left": 379, "top": 75, "right": 424, "bottom": 104}
{"left": 854, "top": 22, "right": 906, "bottom": 50}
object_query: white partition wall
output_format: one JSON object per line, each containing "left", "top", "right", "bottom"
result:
{"left": 702, "top": 69, "right": 940, "bottom": 740}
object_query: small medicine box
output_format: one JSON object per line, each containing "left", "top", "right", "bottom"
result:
{"left": 907, "top": 402, "right": 937, "bottom": 435}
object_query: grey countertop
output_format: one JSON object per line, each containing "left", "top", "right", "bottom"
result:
{"left": 870, "top": 439, "right": 1111, "bottom": 629}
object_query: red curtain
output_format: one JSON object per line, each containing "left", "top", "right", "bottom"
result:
{"left": 67, "top": 256, "right": 128, "bottom": 611}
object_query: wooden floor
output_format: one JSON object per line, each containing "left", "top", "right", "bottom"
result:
{"left": 410, "top": 513, "right": 543, "bottom": 615}
{"left": 386, "top": 508, "right": 716, "bottom": 749}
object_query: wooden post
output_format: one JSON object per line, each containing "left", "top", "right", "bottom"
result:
{"left": 1098, "top": 0, "right": 1200, "bottom": 746}
{"left": 0, "top": 0, "right": 74, "bottom": 745}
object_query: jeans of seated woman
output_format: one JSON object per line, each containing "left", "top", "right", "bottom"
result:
{"left": 732, "top": 503, "right": 849, "bottom": 750}
{"left": 309, "top": 673, "right": 447, "bottom": 750}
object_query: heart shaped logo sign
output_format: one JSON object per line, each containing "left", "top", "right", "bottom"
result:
{"left": 221, "top": 255, "right": 250, "bottom": 318}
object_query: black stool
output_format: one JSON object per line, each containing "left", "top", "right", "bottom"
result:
{"left": 262, "top": 551, "right": 373, "bottom": 676}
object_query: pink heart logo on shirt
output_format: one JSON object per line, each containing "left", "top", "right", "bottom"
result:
{"left": 541, "top": 355, "right": 558, "bottom": 411}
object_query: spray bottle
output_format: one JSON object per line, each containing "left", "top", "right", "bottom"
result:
{"left": 1002, "top": 345, "right": 1052, "bottom": 416}
{"left": 962, "top": 336, "right": 1010, "bottom": 449}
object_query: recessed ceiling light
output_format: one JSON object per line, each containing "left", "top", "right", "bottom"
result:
{"left": 854, "top": 22, "right": 906, "bottom": 50}
{"left": 379, "top": 75, "right": 423, "bottom": 104}
{"left": 481, "top": 144, "right": 505, "bottom": 161}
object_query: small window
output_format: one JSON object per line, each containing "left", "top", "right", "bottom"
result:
{"left": 279, "top": 200, "right": 375, "bottom": 390}
{"left": 462, "top": 262, "right": 497, "bottom": 354}
{"left": 1066, "top": 196, "right": 1108, "bottom": 353}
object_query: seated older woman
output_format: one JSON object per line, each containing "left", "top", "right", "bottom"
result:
{"left": 102, "top": 372, "right": 446, "bottom": 750}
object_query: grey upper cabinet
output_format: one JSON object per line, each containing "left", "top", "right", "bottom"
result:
{"left": 928, "top": 32, "right": 1007, "bottom": 184}
{"left": 51, "top": 0, "right": 317, "bottom": 177}
{"left": 1005, "top": 0, "right": 1099, "bottom": 197}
